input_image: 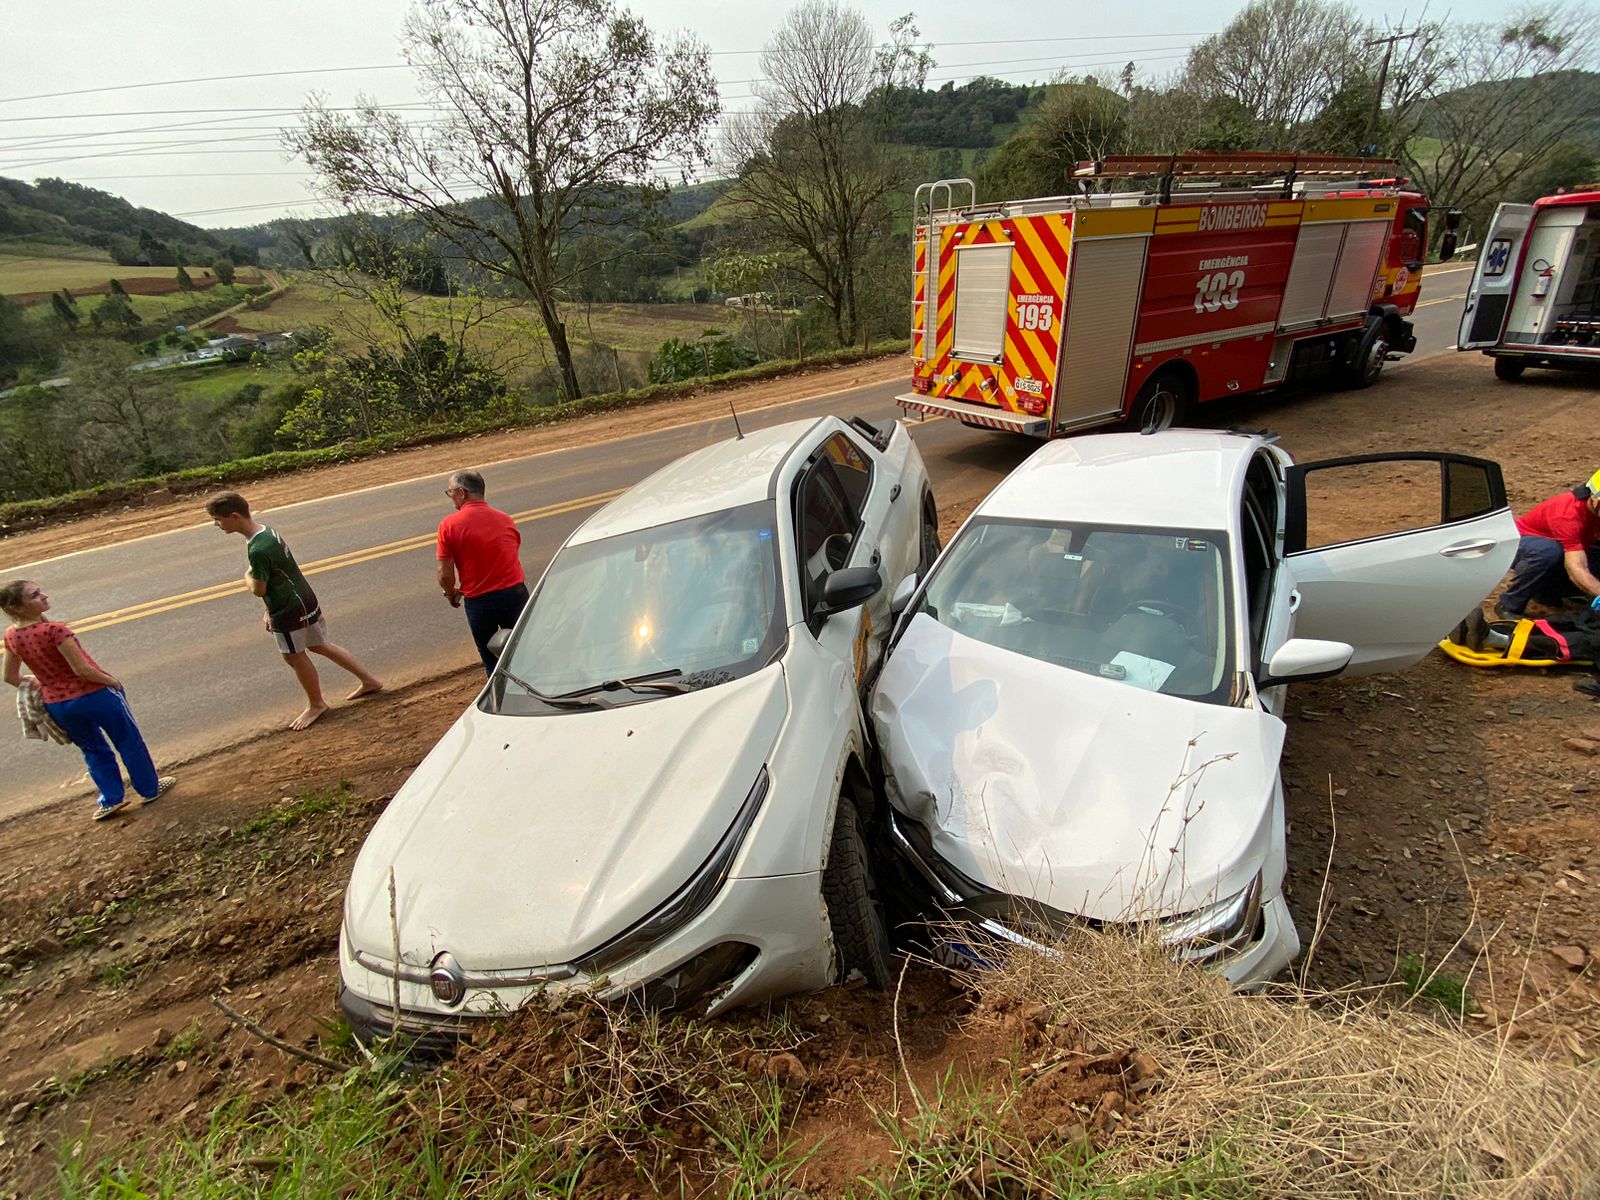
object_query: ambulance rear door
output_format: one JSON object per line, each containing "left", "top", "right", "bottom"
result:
{"left": 1459, "top": 204, "right": 1534, "bottom": 349}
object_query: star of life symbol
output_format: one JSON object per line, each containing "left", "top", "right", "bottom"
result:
{"left": 1484, "top": 238, "right": 1513, "bottom": 278}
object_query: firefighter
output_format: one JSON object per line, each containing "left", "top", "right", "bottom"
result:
{"left": 1494, "top": 470, "right": 1600, "bottom": 621}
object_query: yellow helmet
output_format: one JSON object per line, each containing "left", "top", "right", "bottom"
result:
{"left": 1590, "top": 469, "right": 1600, "bottom": 493}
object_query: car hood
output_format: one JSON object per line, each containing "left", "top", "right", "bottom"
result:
{"left": 345, "top": 665, "right": 787, "bottom": 971}
{"left": 870, "top": 615, "right": 1284, "bottom": 920}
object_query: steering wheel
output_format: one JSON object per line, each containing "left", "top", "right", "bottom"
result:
{"left": 1115, "top": 597, "right": 1199, "bottom": 631}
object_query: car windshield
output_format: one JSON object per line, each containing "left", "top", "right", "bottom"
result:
{"left": 912, "top": 518, "right": 1234, "bottom": 704}
{"left": 485, "top": 501, "right": 786, "bottom": 714}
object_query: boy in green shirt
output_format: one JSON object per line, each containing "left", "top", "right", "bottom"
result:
{"left": 207, "top": 491, "right": 382, "bottom": 730}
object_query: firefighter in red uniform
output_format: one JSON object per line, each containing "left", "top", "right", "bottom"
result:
{"left": 1495, "top": 469, "right": 1600, "bottom": 622}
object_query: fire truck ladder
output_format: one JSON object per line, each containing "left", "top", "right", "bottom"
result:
{"left": 1072, "top": 153, "right": 1400, "bottom": 203}
{"left": 911, "top": 178, "right": 975, "bottom": 352}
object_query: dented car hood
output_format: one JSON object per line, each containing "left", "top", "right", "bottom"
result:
{"left": 869, "top": 616, "right": 1284, "bottom": 921}
{"left": 345, "top": 665, "right": 786, "bottom": 971}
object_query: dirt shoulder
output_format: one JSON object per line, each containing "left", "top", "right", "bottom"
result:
{"left": 0, "top": 356, "right": 907, "bottom": 569}
{"left": 4, "top": 354, "right": 1600, "bottom": 1192}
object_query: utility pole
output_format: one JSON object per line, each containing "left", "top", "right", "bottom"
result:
{"left": 1362, "top": 30, "right": 1418, "bottom": 157}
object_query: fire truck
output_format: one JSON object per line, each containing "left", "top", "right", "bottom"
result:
{"left": 898, "top": 153, "right": 1450, "bottom": 437}
{"left": 1458, "top": 189, "right": 1600, "bottom": 380}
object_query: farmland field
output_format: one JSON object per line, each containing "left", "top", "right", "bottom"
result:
{"left": 230, "top": 276, "right": 739, "bottom": 357}
{"left": 0, "top": 252, "right": 260, "bottom": 301}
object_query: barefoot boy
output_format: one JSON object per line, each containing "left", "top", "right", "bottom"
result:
{"left": 206, "top": 492, "right": 382, "bottom": 730}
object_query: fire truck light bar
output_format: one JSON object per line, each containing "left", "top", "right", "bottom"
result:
{"left": 1074, "top": 153, "right": 1399, "bottom": 179}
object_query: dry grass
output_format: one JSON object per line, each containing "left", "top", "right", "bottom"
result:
{"left": 984, "top": 931, "right": 1600, "bottom": 1199}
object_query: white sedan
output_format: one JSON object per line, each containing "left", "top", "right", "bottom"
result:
{"left": 869, "top": 430, "right": 1515, "bottom": 985}
{"left": 338, "top": 415, "right": 937, "bottom": 1044}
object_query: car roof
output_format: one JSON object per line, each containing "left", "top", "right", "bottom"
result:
{"left": 569, "top": 416, "right": 821, "bottom": 544}
{"left": 976, "top": 430, "right": 1265, "bottom": 530}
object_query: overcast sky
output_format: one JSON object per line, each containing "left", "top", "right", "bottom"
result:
{"left": 0, "top": 0, "right": 1520, "bottom": 230}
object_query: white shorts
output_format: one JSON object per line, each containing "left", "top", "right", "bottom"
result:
{"left": 273, "top": 618, "right": 329, "bottom": 655}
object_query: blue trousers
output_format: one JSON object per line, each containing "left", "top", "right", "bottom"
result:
{"left": 45, "top": 687, "right": 159, "bottom": 808}
{"left": 1499, "top": 536, "right": 1600, "bottom": 615}
{"left": 463, "top": 583, "right": 529, "bottom": 674}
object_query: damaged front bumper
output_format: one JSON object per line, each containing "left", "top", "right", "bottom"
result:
{"left": 887, "top": 812, "right": 1298, "bottom": 988}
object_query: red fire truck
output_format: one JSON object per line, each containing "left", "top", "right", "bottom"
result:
{"left": 898, "top": 153, "right": 1449, "bottom": 436}
{"left": 1458, "top": 189, "right": 1600, "bottom": 380}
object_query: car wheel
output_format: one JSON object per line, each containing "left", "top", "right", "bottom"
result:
{"left": 822, "top": 798, "right": 893, "bottom": 989}
{"left": 1347, "top": 319, "right": 1389, "bottom": 389}
{"left": 1124, "top": 370, "right": 1190, "bottom": 433}
{"left": 1493, "top": 356, "right": 1527, "bottom": 381}
{"left": 918, "top": 494, "right": 941, "bottom": 578}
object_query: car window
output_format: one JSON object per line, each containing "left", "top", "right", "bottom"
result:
{"left": 1240, "top": 453, "right": 1280, "bottom": 657}
{"left": 822, "top": 431, "right": 874, "bottom": 515}
{"left": 912, "top": 518, "right": 1234, "bottom": 703}
{"left": 487, "top": 500, "right": 786, "bottom": 714}
{"left": 794, "top": 455, "right": 861, "bottom": 606}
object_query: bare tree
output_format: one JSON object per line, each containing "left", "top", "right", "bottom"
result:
{"left": 1184, "top": 0, "right": 1367, "bottom": 148}
{"left": 1398, "top": 5, "right": 1599, "bottom": 237}
{"left": 1033, "top": 76, "right": 1129, "bottom": 173}
{"left": 289, "top": 0, "right": 718, "bottom": 403}
{"left": 722, "top": 3, "right": 930, "bottom": 345}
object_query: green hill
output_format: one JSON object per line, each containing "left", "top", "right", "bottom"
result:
{"left": 0, "top": 176, "right": 251, "bottom": 267}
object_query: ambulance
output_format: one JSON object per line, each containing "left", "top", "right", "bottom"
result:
{"left": 898, "top": 153, "right": 1452, "bottom": 436}
{"left": 1458, "top": 189, "right": 1600, "bottom": 380}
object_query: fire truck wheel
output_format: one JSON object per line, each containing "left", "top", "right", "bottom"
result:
{"left": 1125, "top": 371, "right": 1191, "bottom": 434}
{"left": 1493, "top": 356, "right": 1527, "bottom": 381}
{"left": 1348, "top": 321, "right": 1389, "bottom": 389}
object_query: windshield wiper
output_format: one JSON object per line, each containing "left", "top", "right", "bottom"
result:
{"left": 495, "top": 664, "right": 605, "bottom": 710}
{"left": 548, "top": 668, "right": 689, "bottom": 701}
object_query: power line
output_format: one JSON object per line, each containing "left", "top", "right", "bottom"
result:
{"left": 0, "top": 65, "right": 414, "bottom": 106}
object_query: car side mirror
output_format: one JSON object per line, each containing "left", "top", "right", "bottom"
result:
{"left": 815, "top": 566, "right": 882, "bottom": 620}
{"left": 485, "top": 628, "right": 512, "bottom": 661}
{"left": 1439, "top": 232, "right": 1459, "bottom": 260}
{"left": 890, "top": 573, "right": 918, "bottom": 617}
{"left": 1257, "top": 638, "right": 1354, "bottom": 688}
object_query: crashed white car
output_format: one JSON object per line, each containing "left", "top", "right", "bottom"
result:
{"left": 869, "top": 430, "right": 1515, "bottom": 985}
{"left": 339, "top": 415, "right": 937, "bottom": 1044}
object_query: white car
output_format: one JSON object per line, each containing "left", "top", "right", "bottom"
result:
{"left": 869, "top": 430, "right": 1515, "bottom": 986}
{"left": 338, "top": 415, "right": 938, "bottom": 1044}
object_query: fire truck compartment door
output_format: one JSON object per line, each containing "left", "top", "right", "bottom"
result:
{"left": 1281, "top": 452, "right": 1515, "bottom": 676}
{"left": 1459, "top": 203, "right": 1534, "bottom": 349}
{"left": 1054, "top": 236, "right": 1149, "bottom": 428}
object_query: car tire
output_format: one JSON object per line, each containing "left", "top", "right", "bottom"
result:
{"left": 822, "top": 797, "right": 893, "bottom": 989}
{"left": 1346, "top": 318, "right": 1389, "bottom": 389}
{"left": 919, "top": 494, "right": 941, "bottom": 578}
{"left": 1493, "top": 356, "right": 1527, "bottom": 381}
{"left": 1124, "top": 369, "right": 1191, "bottom": 434}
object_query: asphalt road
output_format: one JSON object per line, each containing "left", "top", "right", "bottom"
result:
{"left": 0, "top": 267, "right": 1476, "bottom": 820}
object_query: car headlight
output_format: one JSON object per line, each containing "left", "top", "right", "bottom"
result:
{"left": 1157, "top": 873, "right": 1263, "bottom": 963}
{"left": 580, "top": 767, "right": 770, "bottom": 973}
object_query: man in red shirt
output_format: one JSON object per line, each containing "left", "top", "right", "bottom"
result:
{"left": 1496, "top": 470, "right": 1600, "bottom": 619}
{"left": 437, "top": 469, "right": 528, "bottom": 672}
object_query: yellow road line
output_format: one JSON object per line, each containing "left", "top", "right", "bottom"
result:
{"left": 72, "top": 488, "right": 624, "bottom": 635}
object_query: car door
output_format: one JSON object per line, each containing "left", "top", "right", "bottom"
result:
{"left": 1281, "top": 452, "right": 1517, "bottom": 676}
{"left": 1459, "top": 203, "right": 1535, "bottom": 349}
{"left": 792, "top": 437, "right": 873, "bottom": 687}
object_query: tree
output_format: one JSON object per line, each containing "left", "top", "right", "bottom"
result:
{"left": 109, "top": 278, "right": 128, "bottom": 297}
{"left": 723, "top": 2, "right": 931, "bottom": 345}
{"left": 89, "top": 289, "right": 141, "bottom": 333}
{"left": 291, "top": 0, "right": 718, "bottom": 404}
{"left": 175, "top": 265, "right": 195, "bottom": 292}
{"left": 1397, "top": 6, "right": 1600, "bottom": 245}
{"left": 1511, "top": 139, "right": 1599, "bottom": 202}
{"left": 50, "top": 293, "right": 78, "bottom": 325}
{"left": 212, "top": 259, "right": 236, "bottom": 285}
{"left": 1183, "top": 0, "right": 1366, "bottom": 148}
{"left": 57, "top": 342, "right": 180, "bottom": 470}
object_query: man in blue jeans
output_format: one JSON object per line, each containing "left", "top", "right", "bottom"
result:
{"left": 436, "top": 469, "right": 528, "bottom": 673}
{"left": 1496, "top": 471, "right": 1600, "bottom": 620}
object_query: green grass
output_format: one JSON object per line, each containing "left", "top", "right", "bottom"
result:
{"left": 163, "top": 359, "right": 292, "bottom": 403}
{"left": 1399, "top": 952, "right": 1480, "bottom": 1018}
{"left": 0, "top": 255, "right": 253, "bottom": 298}
{"left": 238, "top": 782, "right": 358, "bottom": 840}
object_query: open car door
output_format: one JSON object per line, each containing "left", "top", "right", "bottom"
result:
{"left": 1283, "top": 453, "right": 1517, "bottom": 675}
{"left": 1459, "top": 204, "right": 1535, "bottom": 349}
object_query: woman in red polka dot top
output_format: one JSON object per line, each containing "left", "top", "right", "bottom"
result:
{"left": 2, "top": 579, "right": 174, "bottom": 821}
